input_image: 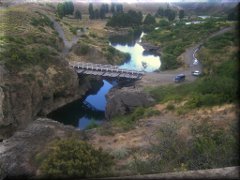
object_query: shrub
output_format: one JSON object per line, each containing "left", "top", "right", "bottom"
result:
{"left": 129, "top": 120, "right": 238, "bottom": 174}
{"left": 110, "top": 148, "right": 130, "bottom": 160}
{"left": 74, "top": 43, "right": 90, "bottom": 56}
{"left": 187, "top": 121, "right": 239, "bottom": 170}
{"left": 143, "top": 108, "right": 161, "bottom": 117}
{"left": 30, "top": 13, "right": 53, "bottom": 28}
{"left": 166, "top": 103, "right": 175, "bottom": 111}
{"left": 40, "top": 139, "right": 114, "bottom": 178}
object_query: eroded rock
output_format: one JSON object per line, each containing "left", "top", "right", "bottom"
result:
{"left": 105, "top": 87, "right": 155, "bottom": 119}
{"left": 0, "top": 118, "right": 82, "bottom": 178}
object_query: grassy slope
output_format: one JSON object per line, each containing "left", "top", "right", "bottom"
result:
{"left": 144, "top": 18, "right": 234, "bottom": 70}
{"left": 148, "top": 29, "right": 238, "bottom": 112}
{"left": 0, "top": 4, "right": 62, "bottom": 72}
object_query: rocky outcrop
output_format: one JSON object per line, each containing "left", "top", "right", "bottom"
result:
{"left": 105, "top": 87, "right": 155, "bottom": 120}
{"left": 0, "top": 118, "right": 82, "bottom": 179}
{"left": 0, "top": 62, "right": 100, "bottom": 140}
{"left": 139, "top": 42, "right": 160, "bottom": 51}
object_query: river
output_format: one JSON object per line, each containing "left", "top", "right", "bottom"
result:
{"left": 48, "top": 32, "right": 161, "bottom": 129}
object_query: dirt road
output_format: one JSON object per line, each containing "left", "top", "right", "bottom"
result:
{"left": 136, "top": 26, "right": 234, "bottom": 88}
{"left": 48, "top": 16, "right": 80, "bottom": 56}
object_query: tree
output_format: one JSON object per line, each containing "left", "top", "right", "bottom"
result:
{"left": 179, "top": 10, "right": 184, "bottom": 20}
{"left": 165, "top": 9, "right": 176, "bottom": 21}
{"left": 116, "top": 3, "right": 123, "bottom": 13}
{"left": 227, "top": 4, "right": 239, "bottom": 21}
{"left": 68, "top": 1, "right": 74, "bottom": 15}
{"left": 57, "top": 3, "right": 65, "bottom": 19}
{"left": 75, "top": 10, "right": 82, "bottom": 19}
{"left": 100, "top": 4, "right": 106, "bottom": 19}
{"left": 110, "top": 3, "right": 115, "bottom": 13}
{"left": 63, "top": 1, "right": 74, "bottom": 15}
{"left": 156, "top": 7, "right": 164, "bottom": 17}
{"left": 104, "top": 3, "right": 109, "bottom": 13}
{"left": 94, "top": 9, "right": 99, "bottom": 19}
{"left": 57, "top": 1, "right": 74, "bottom": 18}
{"left": 88, "top": 3, "right": 94, "bottom": 19}
{"left": 106, "top": 10, "right": 142, "bottom": 27}
{"left": 143, "top": 13, "right": 156, "bottom": 25}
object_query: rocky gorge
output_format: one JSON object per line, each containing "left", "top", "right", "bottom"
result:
{"left": 0, "top": 60, "right": 102, "bottom": 139}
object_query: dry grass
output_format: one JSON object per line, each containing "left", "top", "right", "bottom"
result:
{"left": 86, "top": 103, "right": 238, "bottom": 176}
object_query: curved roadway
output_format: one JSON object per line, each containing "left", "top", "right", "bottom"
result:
{"left": 137, "top": 26, "right": 234, "bottom": 88}
{"left": 48, "top": 16, "right": 80, "bottom": 56}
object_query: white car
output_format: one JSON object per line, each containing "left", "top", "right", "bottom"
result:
{"left": 193, "top": 59, "right": 198, "bottom": 65}
{"left": 192, "top": 70, "right": 201, "bottom": 76}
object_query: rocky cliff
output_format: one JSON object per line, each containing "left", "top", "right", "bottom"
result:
{"left": 105, "top": 86, "right": 155, "bottom": 119}
{"left": 0, "top": 61, "right": 101, "bottom": 139}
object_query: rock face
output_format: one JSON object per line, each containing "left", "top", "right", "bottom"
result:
{"left": 0, "top": 118, "right": 82, "bottom": 179}
{"left": 105, "top": 87, "right": 155, "bottom": 120}
{"left": 0, "top": 62, "right": 100, "bottom": 139}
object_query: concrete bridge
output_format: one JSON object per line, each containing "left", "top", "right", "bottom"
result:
{"left": 69, "top": 61, "right": 145, "bottom": 80}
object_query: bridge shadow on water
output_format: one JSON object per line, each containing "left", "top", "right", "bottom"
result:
{"left": 47, "top": 78, "right": 138, "bottom": 129}
{"left": 47, "top": 79, "right": 125, "bottom": 129}
{"left": 47, "top": 97, "right": 105, "bottom": 129}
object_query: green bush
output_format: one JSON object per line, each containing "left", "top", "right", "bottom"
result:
{"left": 129, "top": 120, "right": 238, "bottom": 174}
{"left": 187, "top": 121, "right": 239, "bottom": 170}
{"left": 74, "top": 43, "right": 90, "bottom": 55}
{"left": 110, "top": 148, "right": 130, "bottom": 160}
{"left": 40, "top": 139, "right": 114, "bottom": 178}
{"left": 30, "top": 13, "right": 53, "bottom": 28}
{"left": 166, "top": 103, "right": 175, "bottom": 111}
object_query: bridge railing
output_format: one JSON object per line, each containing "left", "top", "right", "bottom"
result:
{"left": 69, "top": 61, "right": 145, "bottom": 79}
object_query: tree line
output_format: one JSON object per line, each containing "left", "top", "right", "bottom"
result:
{"left": 156, "top": 7, "right": 185, "bottom": 21}
{"left": 88, "top": 3, "right": 123, "bottom": 20}
{"left": 56, "top": 1, "right": 185, "bottom": 25}
{"left": 57, "top": 1, "right": 74, "bottom": 19}
{"left": 56, "top": 1, "right": 82, "bottom": 19}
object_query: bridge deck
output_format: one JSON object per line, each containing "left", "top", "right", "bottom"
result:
{"left": 70, "top": 62, "right": 145, "bottom": 80}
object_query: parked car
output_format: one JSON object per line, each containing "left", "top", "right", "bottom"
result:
{"left": 192, "top": 70, "right": 201, "bottom": 76}
{"left": 193, "top": 59, "right": 198, "bottom": 65}
{"left": 174, "top": 74, "right": 185, "bottom": 83}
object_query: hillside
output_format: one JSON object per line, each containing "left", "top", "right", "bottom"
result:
{"left": 0, "top": 1, "right": 239, "bottom": 179}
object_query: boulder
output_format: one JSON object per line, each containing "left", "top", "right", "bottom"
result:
{"left": 105, "top": 87, "right": 155, "bottom": 119}
{"left": 0, "top": 118, "right": 82, "bottom": 179}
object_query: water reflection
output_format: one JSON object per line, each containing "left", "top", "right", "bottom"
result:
{"left": 109, "top": 30, "right": 142, "bottom": 46}
{"left": 48, "top": 80, "right": 113, "bottom": 129}
{"left": 110, "top": 32, "right": 161, "bottom": 72}
{"left": 47, "top": 98, "right": 105, "bottom": 129}
{"left": 85, "top": 80, "right": 113, "bottom": 111}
